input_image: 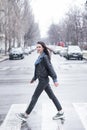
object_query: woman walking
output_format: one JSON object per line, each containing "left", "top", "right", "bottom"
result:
{"left": 17, "top": 41, "right": 64, "bottom": 121}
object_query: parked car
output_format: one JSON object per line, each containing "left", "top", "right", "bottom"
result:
{"left": 30, "top": 45, "right": 36, "bottom": 52}
{"left": 9, "top": 47, "right": 24, "bottom": 60}
{"left": 23, "top": 47, "right": 31, "bottom": 55}
{"left": 59, "top": 47, "right": 67, "bottom": 57}
{"left": 66, "top": 45, "right": 83, "bottom": 60}
{"left": 53, "top": 46, "right": 63, "bottom": 54}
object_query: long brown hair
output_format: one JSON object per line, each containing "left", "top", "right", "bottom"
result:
{"left": 37, "top": 41, "right": 51, "bottom": 60}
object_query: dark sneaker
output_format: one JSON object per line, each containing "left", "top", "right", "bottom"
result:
{"left": 53, "top": 112, "right": 64, "bottom": 120}
{"left": 16, "top": 113, "right": 28, "bottom": 121}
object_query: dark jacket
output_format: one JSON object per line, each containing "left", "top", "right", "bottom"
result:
{"left": 31, "top": 54, "right": 57, "bottom": 83}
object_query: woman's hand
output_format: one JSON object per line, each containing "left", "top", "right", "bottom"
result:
{"left": 54, "top": 82, "right": 59, "bottom": 87}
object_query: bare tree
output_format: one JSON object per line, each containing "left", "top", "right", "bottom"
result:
{"left": 23, "top": 0, "right": 40, "bottom": 47}
{"left": 0, "top": 0, "right": 40, "bottom": 54}
{"left": 48, "top": 6, "right": 84, "bottom": 46}
{"left": 48, "top": 24, "right": 61, "bottom": 44}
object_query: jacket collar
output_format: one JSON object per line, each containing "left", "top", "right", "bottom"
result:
{"left": 35, "top": 52, "right": 45, "bottom": 65}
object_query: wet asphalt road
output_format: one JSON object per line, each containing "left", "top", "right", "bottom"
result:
{"left": 0, "top": 51, "right": 87, "bottom": 130}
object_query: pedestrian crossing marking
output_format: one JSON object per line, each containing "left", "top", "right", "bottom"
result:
{"left": 73, "top": 103, "right": 87, "bottom": 130}
{"left": 42, "top": 103, "right": 64, "bottom": 130}
{"left": 1, "top": 103, "right": 87, "bottom": 130}
{"left": 0, "top": 104, "right": 64, "bottom": 130}
{"left": 0, "top": 104, "right": 27, "bottom": 130}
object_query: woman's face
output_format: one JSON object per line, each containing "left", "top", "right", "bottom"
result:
{"left": 36, "top": 44, "right": 44, "bottom": 54}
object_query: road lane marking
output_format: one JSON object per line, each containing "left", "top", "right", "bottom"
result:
{"left": 42, "top": 103, "right": 64, "bottom": 130}
{"left": 0, "top": 104, "right": 27, "bottom": 130}
{"left": 0, "top": 103, "right": 64, "bottom": 130}
{"left": 2, "top": 103, "right": 87, "bottom": 130}
{"left": 73, "top": 103, "right": 87, "bottom": 130}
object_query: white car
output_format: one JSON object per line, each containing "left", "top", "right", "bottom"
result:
{"left": 66, "top": 45, "right": 83, "bottom": 60}
{"left": 59, "top": 47, "right": 67, "bottom": 57}
{"left": 23, "top": 47, "right": 31, "bottom": 55}
{"left": 53, "top": 46, "right": 63, "bottom": 54}
{"left": 9, "top": 47, "right": 24, "bottom": 60}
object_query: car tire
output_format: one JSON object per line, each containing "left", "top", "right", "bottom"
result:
{"left": 81, "top": 57, "right": 83, "bottom": 60}
{"left": 21, "top": 56, "right": 24, "bottom": 59}
{"left": 67, "top": 56, "right": 70, "bottom": 60}
{"left": 9, "top": 57, "right": 13, "bottom": 60}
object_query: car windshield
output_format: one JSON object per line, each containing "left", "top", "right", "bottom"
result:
{"left": 11, "top": 48, "right": 22, "bottom": 53}
{"left": 68, "top": 46, "right": 81, "bottom": 53}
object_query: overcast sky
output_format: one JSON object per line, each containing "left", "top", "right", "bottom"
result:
{"left": 31, "top": 0, "right": 85, "bottom": 38}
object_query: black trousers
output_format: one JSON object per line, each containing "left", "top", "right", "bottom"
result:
{"left": 26, "top": 79, "right": 62, "bottom": 114}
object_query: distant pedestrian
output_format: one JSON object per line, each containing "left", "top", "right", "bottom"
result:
{"left": 16, "top": 41, "right": 64, "bottom": 121}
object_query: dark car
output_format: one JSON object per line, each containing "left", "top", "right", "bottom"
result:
{"left": 66, "top": 45, "right": 83, "bottom": 60}
{"left": 9, "top": 47, "right": 24, "bottom": 60}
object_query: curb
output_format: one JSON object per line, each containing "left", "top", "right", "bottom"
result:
{"left": 0, "top": 57, "right": 9, "bottom": 62}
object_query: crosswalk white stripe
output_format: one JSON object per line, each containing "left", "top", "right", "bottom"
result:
{"left": 73, "top": 103, "right": 87, "bottom": 130}
{"left": 0, "top": 103, "right": 64, "bottom": 130}
{"left": 42, "top": 103, "right": 64, "bottom": 130}
{"left": 1, "top": 103, "right": 87, "bottom": 130}
{"left": 0, "top": 104, "right": 27, "bottom": 130}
